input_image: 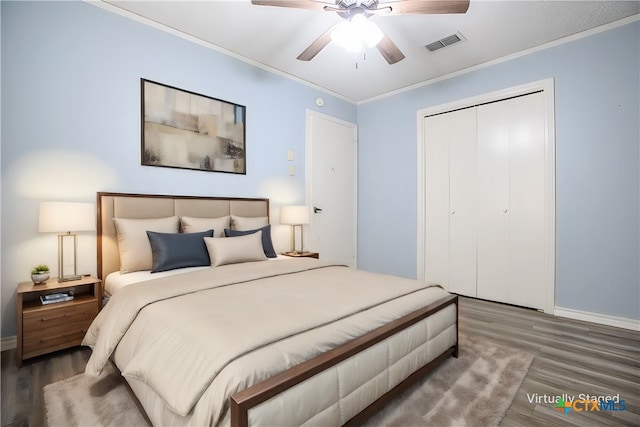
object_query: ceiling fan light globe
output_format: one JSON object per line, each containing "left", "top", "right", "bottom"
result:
{"left": 330, "top": 21, "right": 348, "bottom": 46}
{"left": 345, "top": 42, "right": 364, "bottom": 52}
{"left": 331, "top": 15, "right": 382, "bottom": 52}
{"left": 351, "top": 14, "right": 383, "bottom": 47}
{"left": 343, "top": 36, "right": 365, "bottom": 52}
{"left": 350, "top": 13, "right": 368, "bottom": 26}
{"left": 331, "top": 21, "right": 363, "bottom": 51}
{"left": 363, "top": 22, "right": 383, "bottom": 47}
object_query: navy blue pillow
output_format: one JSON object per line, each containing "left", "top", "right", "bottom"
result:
{"left": 147, "top": 229, "right": 213, "bottom": 273}
{"left": 224, "top": 225, "right": 277, "bottom": 258}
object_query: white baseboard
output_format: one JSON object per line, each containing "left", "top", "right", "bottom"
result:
{"left": 554, "top": 307, "right": 640, "bottom": 331}
{"left": 1, "top": 336, "right": 17, "bottom": 351}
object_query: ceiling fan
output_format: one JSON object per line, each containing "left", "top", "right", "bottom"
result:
{"left": 251, "top": 0, "right": 470, "bottom": 64}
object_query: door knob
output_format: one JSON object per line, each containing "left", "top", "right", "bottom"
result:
{"left": 451, "top": 210, "right": 456, "bottom": 214}
{"left": 503, "top": 209, "right": 508, "bottom": 213}
{"left": 314, "top": 207, "right": 323, "bottom": 213}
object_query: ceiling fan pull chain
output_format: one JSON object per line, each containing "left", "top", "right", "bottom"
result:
{"left": 355, "top": 50, "right": 368, "bottom": 69}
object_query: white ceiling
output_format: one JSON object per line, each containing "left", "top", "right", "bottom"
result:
{"left": 99, "top": 0, "right": 640, "bottom": 102}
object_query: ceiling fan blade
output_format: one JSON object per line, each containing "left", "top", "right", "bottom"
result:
{"left": 376, "top": 34, "right": 405, "bottom": 64}
{"left": 251, "top": 0, "right": 332, "bottom": 12}
{"left": 297, "top": 25, "right": 336, "bottom": 61}
{"left": 384, "top": 0, "right": 470, "bottom": 15}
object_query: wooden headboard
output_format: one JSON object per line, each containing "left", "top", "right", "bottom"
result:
{"left": 97, "top": 192, "right": 270, "bottom": 280}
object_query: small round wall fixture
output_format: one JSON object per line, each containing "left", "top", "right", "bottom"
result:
{"left": 315, "top": 97, "right": 324, "bottom": 107}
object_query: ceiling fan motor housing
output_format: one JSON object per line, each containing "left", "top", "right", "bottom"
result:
{"left": 334, "top": 0, "right": 381, "bottom": 20}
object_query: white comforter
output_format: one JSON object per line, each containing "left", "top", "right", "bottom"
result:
{"left": 83, "top": 259, "right": 449, "bottom": 426}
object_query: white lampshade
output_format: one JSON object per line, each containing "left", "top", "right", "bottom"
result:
{"left": 281, "top": 205, "right": 310, "bottom": 225}
{"left": 39, "top": 202, "right": 95, "bottom": 233}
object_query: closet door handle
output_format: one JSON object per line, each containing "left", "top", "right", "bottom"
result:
{"left": 503, "top": 209, "right": 508, "bottom": 213}
{"left": 451, "top": 210, "right": 456, "bottom": 214}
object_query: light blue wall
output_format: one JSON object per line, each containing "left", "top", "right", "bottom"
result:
{"left": 1, "top": 1, "right": 637, "bottom": 340}
{"left": 357, "top": 20, "right": 640, "bottom": 321}
{"left": 0, "top": 1, "right": 356, "bottom": 337}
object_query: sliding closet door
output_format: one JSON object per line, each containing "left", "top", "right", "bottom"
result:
{"left": 424, "top": 108, "right": 477, "bottom": 295}
{"left": 476, "top": 92, "right": 547, "bottom": 309}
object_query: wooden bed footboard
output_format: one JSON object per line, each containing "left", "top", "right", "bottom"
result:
{"left": 230, "top": 294, "right": 459, "bottom": 427}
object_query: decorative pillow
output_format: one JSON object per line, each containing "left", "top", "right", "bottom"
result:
{"left": 147, "top": 229, "right": 213, "bottom": 273}
{"left": 204, "top": 231, "right": 267, "bottom": 267}
{"left": 113, "top": 216, "right": 179, "bottom": 273}
{"left": 230, "top": 215, "right": 269, "bottom": 231}
{"left": 181, "top": 216, "right": 230, "bottom": 238}
{"left": 224, "top": 225, "right": 277, "bottom": 258}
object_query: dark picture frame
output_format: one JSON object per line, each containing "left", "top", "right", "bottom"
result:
{"left": 141, "top": 79, "right": 246, "bottom": 174}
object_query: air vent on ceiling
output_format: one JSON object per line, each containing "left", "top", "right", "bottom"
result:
{"left": 425, "top": 32, "right": 465, "bottom": 52}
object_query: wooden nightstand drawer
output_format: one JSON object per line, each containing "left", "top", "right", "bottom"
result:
{"left": 23, "top": 299, "right": 97, "bottom": 330}
{"left": 23, "top": 319, "right": 93, "bottom": 359}
{"left": 16, "top": 276, "right": 102, "bottom": 367}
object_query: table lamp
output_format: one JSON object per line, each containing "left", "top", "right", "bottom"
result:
{"left": 281, "top": 205, "right": 310, "bottom": 255}
{"left": 39, "top": 202, "right": 95, "bottom": 282}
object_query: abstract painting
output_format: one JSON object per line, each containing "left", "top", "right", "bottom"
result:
{"left": 141, "top": 79, "right": 246, "bottom": 174}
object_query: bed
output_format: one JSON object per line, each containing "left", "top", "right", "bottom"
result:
{"left": 83, "top": 192, "right": 458, "bottom": 427}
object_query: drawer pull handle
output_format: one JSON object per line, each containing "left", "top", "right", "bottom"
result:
{"left": 39, "top": 312, "right": 71, "bottom": 322}
{"left": 38, "top": 329, "right": 86, "bottom": 343}
{"left": 35, "top": 309, "right": 97, "bottom": 323}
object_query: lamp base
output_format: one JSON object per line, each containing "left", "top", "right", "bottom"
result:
{"left": 283, "top": 251, "right": 308, "bottom": 256}
{"left": 57, "top": 233, "right": 81, "bottom": 283}
{"left": 58, "top": 275, "right": 82, "bottom": 283}
{"left": 282, "top": 251, "right": 318, "bottom": 259}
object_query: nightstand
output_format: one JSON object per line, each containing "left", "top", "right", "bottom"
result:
{"left": 282, "top": 251, "right": 319, "bottom": 259}
{"left": 16, "top": 276, "right": 102, "bottom": 367}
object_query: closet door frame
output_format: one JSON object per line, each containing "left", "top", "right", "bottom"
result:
{"left": 416, "top": 78, "right": 556, "bottom": 314}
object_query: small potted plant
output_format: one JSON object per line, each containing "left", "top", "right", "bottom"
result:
{"left": 31, "top": 264, "right": 50, "bottom": 284}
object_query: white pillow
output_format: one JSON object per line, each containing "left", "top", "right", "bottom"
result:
{"left": 231, "top": 215, "right": 268, "bottom": 231}
{"left": 181, "top": 215, "right": 230, "bottom": 238}
{"left": 113, "top": 216, "right": 179, "bottom": 273}
{"left": 204, "top": 231, "right": 267, "bottom": 267}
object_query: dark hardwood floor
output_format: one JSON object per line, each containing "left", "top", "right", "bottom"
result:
{"left": 2, "top": 296, "right": 638, "bottom": 426}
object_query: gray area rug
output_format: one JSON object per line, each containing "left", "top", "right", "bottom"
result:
{"left": 44, "top": 334, "right": 532, "bottom": 426}
{"left": 362, "top": 333, "right": 534, "bottom": 426}
{"left": 44, "top": 362, "right": 147, "bottom": 427}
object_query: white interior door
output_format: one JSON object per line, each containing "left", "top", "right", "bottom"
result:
{"left": 307, "top": 111, "right": 357, "bottom": 267}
